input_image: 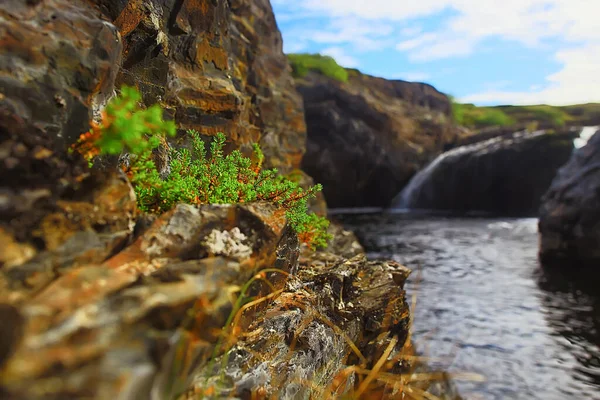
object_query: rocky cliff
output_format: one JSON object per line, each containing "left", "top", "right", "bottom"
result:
{"left": 0, "top": 1, "right": 434, "bottom": 398}
{"left": 0, "top": 0, "right": 327, "bottom": 246}
{"left": 0, "top": 0, "right": 306, "bottom": 171}
{"left": 296, "top": 69, "right": 458, "bottom": 208}
{"left": 539, "top": 129, "right": 600, "bottom": 269}
{"left": 393, "top": 129, "right": 579, "bottom": 215}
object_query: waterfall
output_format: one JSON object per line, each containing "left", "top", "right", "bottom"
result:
{"left": 392, "top": 144, "right": 472, "bottom": 209}
{"left": 392, "top": 127, "right": 587, "bottom": 211}
{"left": 391, "top": 129, "right": 557, "bottom": 210}
{"left": 574, "top": 126, "right": 599, "bottom": 149}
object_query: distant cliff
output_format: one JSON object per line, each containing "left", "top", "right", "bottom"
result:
{"left": 290, "top": 55, "right": 458, "bottom": 207}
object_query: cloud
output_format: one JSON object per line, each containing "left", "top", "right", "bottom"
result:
{"left": 274, "top": 0, "right": 600, "bottom": 104}
{"left": 461, "top": 44, "right": 600, "bottom": 105}
{"left": 391, "top": 72, "right": 431, "bottom": 82}
{"left": 321, "top": 47, "right": 360, "bottom": 68}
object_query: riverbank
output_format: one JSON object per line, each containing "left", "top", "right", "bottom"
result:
{"left": 336, "top": 212, "right": 600, "bottom": 400}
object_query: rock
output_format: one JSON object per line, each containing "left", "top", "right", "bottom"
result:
{"left": 0, "top": 195, "right": 299, "bottom": 399}
{"left": 0, "top": 170, "right": 137, "bottom": 303}
{"left": 0, "top": 0, "right": 122, "bottom": 146}
{"left": 107, "top": 0, "right": 306, "bottom": 174}
{"left": 394, "top": 129, "right": 579, "bottom": 215}
{"left": 185, "top": 252, "right": 412, "bottom": 399}
{"left": 539, "top": 129, "right": 600, "bottom": 268}
{"left": 0, "top": 0, "right": 307, "bottom": 179}
{"left": 296, "top": 71, "right": 457, "bottom": 208}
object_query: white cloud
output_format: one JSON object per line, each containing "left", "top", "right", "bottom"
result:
{"left": 391, "top": 72, "right": 431, "bottom": 82}
{"left": 274, "top": 0, "right": 600, "bottom": 104}
{"left": 462, "top": 44, "right": 600, "bottom": 105}
{"left": 396, "top": 33, "right": 438, "bottom": 51}
{"left": 321, "top": 47, "right": 360, "bottom": 68}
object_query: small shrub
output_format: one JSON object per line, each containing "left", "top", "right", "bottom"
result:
{"left": 287, "top": 53, "right": 349, "bottom": 82}
{"left": 73, "top": 87, "right": 331, "bottom": 249}
{"left": 74, "top": 86, "right": 176, "bottom": 160}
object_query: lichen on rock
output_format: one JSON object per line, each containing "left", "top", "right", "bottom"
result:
{"left": 203, "top": 227, "right": 253, "bottom": 260}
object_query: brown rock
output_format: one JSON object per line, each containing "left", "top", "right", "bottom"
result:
{"left": 185, "top": 252, "right": 411, "bottom": 399}
{"left": 0, "top": 0, "right": 122, "bottom": 146}
{"left": 101, "top": 0, "right": 306, "bottom": 173}
{"left": 0, "top": 201, "right": 299, "bottom": 399}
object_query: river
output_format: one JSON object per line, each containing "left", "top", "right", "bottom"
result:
{"left": 334, "top": 212, "right": 600, "bottom": 400}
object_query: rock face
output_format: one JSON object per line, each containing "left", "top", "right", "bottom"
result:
{"left": 0, "top": 0, "right": 324, "bottom": 264}
{"left": 296, "top": 70, "right": 457, "bottom": 208}
{"left": 0, "top": 166, "right": 414, "bottom": 398}
{"left": 539, "top": 130, "right": 600, "bottom": 268}
{"left": 0, "top": 0, "right": 306, "bottom": 174}
{"left": 393, "top": 129, "right": 579, "bottom": 215}
{"left": 0, "top": 1, "right": 425, "bottom": 398}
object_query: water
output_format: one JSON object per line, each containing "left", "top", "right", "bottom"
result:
{"left": 574, "top": 126, "right": 599, "bottom": 149}
{"left": 394, "top": 127, "right": 597, "bottom": 210}
{"left": 335, "top": 212, "right": 600, "bottom": 400}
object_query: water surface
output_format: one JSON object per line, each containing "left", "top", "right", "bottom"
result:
{"left": 335, "top": 213, "right": 600, "bottom": 400}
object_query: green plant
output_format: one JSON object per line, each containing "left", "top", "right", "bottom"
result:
{"left": 73, "top": 86, "right": 176, "bottom": 160}
{"left": 449, "top": 98, "right": 515, "bottom": 129}
{"left": 74, "top": 87, "right": 331, "bottom": 249}
{"left": 287, "top": 53, "right": 349, "bottom": 82}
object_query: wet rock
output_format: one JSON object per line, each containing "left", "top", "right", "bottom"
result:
{"left": 539, "top": 129, "right": 600, "bottom": 268}
{"left": 296, "top": 71, "right": 458, "bottom": 208}
{"left": 394, "top": 129, "right": 579, "bottom": 215}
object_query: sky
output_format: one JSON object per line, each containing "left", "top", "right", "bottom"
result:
{"left": 271, "top": 0, "right": 600, "bottom": 106}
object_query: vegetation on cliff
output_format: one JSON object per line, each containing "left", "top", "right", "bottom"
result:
{"left": 287, "top": 53, "right": 349, "bottom": 82}
{"left": 452, "top": 98, "right": 600, "bottom": 130}
{"left": 451, "top": 100, "right": 515, "bottom": 128}
{"left": 73, "top": 87, "right": 331, "bottom": 249}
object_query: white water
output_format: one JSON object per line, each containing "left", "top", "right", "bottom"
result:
{"left": 574, "top": 126, "right": 599, "bottom": 148}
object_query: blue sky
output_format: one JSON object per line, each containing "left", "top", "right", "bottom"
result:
{"left": 271, "top": 0, "right": 600, "bottom": 106}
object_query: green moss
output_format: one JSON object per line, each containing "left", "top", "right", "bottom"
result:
{"left": 451, "top": 99, "right": 600, "bottom": 130}
{"left": 450, "top": 98, "right": 515, "bottom": 129}
{"left": 495, "top": 105, "right": 570, "bottom": 127}
{"left": 287, "top": 53, "right": 349, "bottom": 82}
{"left": 74, "top": 87, "right": 332, "bottom": 249}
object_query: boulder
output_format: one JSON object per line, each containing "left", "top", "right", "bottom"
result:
{"left": 0, "top": 0, "right": 307, "bottom": 176}
{"left": 394, "top": 129, "right": 579, "bottom": 215}
{"left": 539, "top": 129, "right": 600, "bottom": 268}
{"left": 296, "top": 71, "right": 457, "bottom": 208}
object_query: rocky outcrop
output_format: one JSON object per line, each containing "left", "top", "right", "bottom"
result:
{"left": 0, "top": 2, "right": 425, "bottom": 398}
{"left": 0, "top": 0, "right": 306, "bottom": 174}
{"left": 0, "top": 0, "right": 326, "bottom": 252}
{"left": 296, "top": 70, "right": 457, "bottom": 208}
{"left": 393, "top": 129, "right": 579, "bottom": 215}
{"left": 0, "top": 163, "right": 414, "bottom": 398}
{"left": 539, "top": 129, "right": 600, "bottom": 268}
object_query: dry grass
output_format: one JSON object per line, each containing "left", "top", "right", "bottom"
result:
{"left": 166, "top": 264, "right": 484, "bottom": 400}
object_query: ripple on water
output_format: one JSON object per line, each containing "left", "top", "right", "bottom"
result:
{"left": 337, "top": 213, "right": 600, "bottom": 400}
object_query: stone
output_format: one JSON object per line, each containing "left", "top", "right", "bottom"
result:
{"left": 0, "top": 200, "right": 299, "bottom": 399}
{"left": 296, "top": 70, "right": 458, "bottom": 208}
{"left": 539, "top": 129, "right": 600, "bottom": 269}
{"left": 394, "top": 129, "right": 579, "bottom": 215}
